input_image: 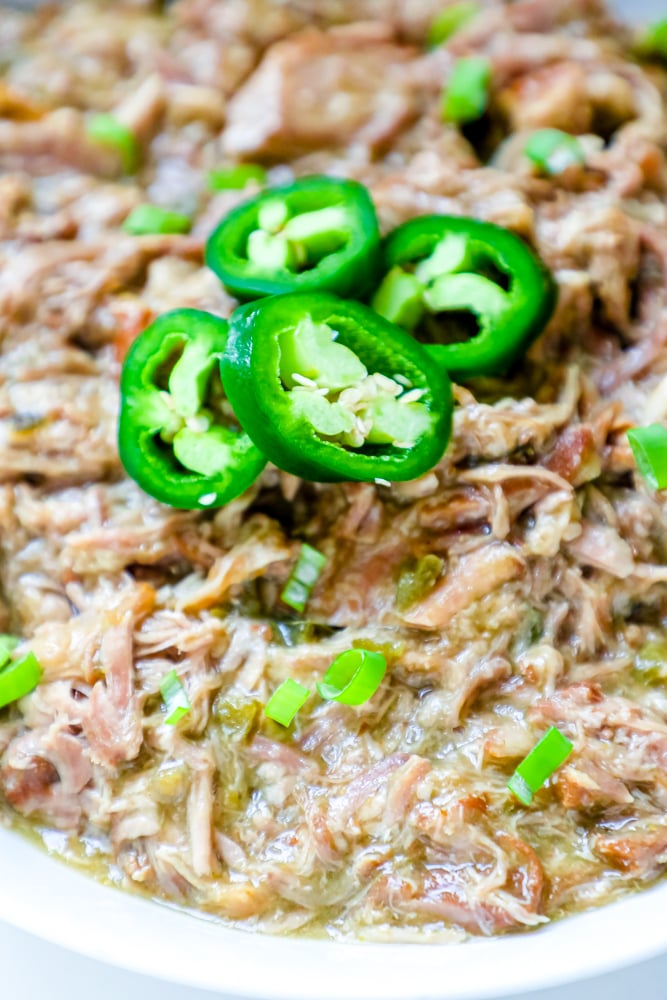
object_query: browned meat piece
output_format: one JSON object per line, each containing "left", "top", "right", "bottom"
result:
{"left": 176, "top": 0, "right": 308, "bottom": 49}
{"left": 506, "top": 0, "right": 609, "bottom": 33}
{"left": 403, "top": 543, "right": 525, "bottom": 630}
{"left": 0, "top": 110, "right": 123, "bottom": 177}
{"left": 597, "top": 311, "right": 667, "bottom": 393}
{"left": 181, "top": 741, "right": 217, "bottom": 877}
{"left": 498, "top": 58, "right": 638, "bottom": 137}
{"left": 178, "top": 0, "right": 459, "bottom": 47}
{"left": 532, "top": 685, "right": 667, "bottom": 803}
{"left": 0, "top": 236, "right": 202, "bottom": 330}
{"left": 566, "top": 521, "right": 635, "bottom": 578}
{"left": 165, "top": 82, "right": 226, "bottom": 129}
{"left": 417, "top": 487, "right": 494, "bottom": 533}
{"left": 536, "top": 198, "right": 641, "bottom": 332}
{"left": 83, "top": 620, "right": 143, "bottom": 768}
{"left": 0, "top": 373, "right": 120, "bottom": 486}
{"left": 382, "top": 755, "right": 432, "bottom": 826}
{"left": 1, "top": 727, "right": 92, "bottom": 829}
{"left": 174, "top": 516, "right": 293, "bottom": 612}
{"left": 450, "top": 367, "right": 581, "bottom": 461}
{"left": 594, "top": 825, "right": 667, "bottom": 877}
{"left": 370, "top": 832, "right": 544, "bottom": 936}
{"left": 0, "top": 81, "right": 48, "bottom": 122}
{"left": 63, "top": 509, "right": 202, "bottom": 575}
{"left": 556, "top": 760, "right": 633, "bottom": 809}
{"left": 371, "top": 156, "right": 535, "bottom": 236}
{"left": 27, "top": 584, "right": 155, "bottom": 685}
{"left": 543, "top": 426, "right": 601, "bottom": 486}
{"left": 223, "top": 25, "right": 421, "bottom": 159}
{"left": 2, "top": 758, "right": 64, "bottom": 818}
{"left": 0, "top": 175, "right": 32, "bottom": 239}
{"left": 326, "top": 753, "right": 412, "bottom": 830}
{"left": 498, "top": 62, "right": 593, "bottom": 133}
{"left": 247, "top": 735, "right": 316, "bottom": 776}
{"left": 113, "top": 73, "right": 166, "bottom": 148}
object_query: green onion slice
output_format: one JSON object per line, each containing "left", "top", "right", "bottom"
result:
{"left": 208, "top": 165, "right": 268, "bottom": 191}
{"left": 0, "top": 634, "right": 20, "bottom": 669}
{"left": 508, "top": 726, "right": 573, "bottom": 805}
{"left": 316, "top": 648, "right": 387, "bottom": 707}
{"left": 265, "top": 678, "right": 310, "bottom": 726}
{"left": 0, "top": 651, "right": 42, "bottom": 710}
{"left": 636, "top": 18, "right": 667, "bottom": 59}
{"left": 123, "top": 204, "right": 191, "bottom": 236}
{"left": 281, "top": 543, "right": 327, "bottom": 613}
{"left": 441, "top": 56, "right": 491, "bottom": 125}
{"left": 427, "top": 2, "right": 479, "bottom": 47}
{"left": 627, "top": 424, "right": 667, "bottom": 490}
{"left": 524, "top": 129, "right": 584, "bottom": 175}
{"left": 160, "top": 669, "right": 191, "bottom": 725}
{"left": 86, "top": 113, "right": 139, "bottom": 174}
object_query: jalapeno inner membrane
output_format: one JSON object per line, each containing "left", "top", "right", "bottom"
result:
{"left": 373, "top": 233, "right": 511, "bottom": 347}
{"left": 139, "top": 332, "right": 247, "bottom": 478}
{"left": 246, "top": 198, "right": 352, "bottom": 274}
{"left": 278, "top": 316, "right": 432, "bottom": 451}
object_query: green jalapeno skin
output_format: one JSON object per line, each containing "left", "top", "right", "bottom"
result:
{"left": 205, "top": 176, "right": 381, "bottom": 301}
{"left": 221, "top": 293, "right": 453, "bottom": 483}
{"left": 373, "top": 215, "right": 557, "bottom": 380}
{"left": 118, "top": 308, "right": 266, "bottom": 509}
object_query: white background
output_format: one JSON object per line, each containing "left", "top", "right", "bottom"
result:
{"left": 0, "top": 0, "right": 664, "bottom": 996}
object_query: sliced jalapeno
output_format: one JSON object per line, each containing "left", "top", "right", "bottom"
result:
{"left": 118, "top": 309, "right": 266, "bottom": 509}
{"left": 205, "top": 175, "right": 381, "bottom": 301}
{"left": 221, "top": 293, "right": 453, "bottom": 483}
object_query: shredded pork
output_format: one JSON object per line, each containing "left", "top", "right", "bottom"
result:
{"left": 0, "top": 0, "right": 667, "bottom": 942}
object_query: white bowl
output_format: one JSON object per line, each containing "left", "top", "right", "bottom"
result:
{"left": 2, "top": 823, "right": 667, "bottom": 999}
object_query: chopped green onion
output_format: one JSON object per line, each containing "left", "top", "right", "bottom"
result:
{"left": 508, "top": 726, "right": 573, "bottom": 805}
{"left": 123, "top": 204, "right": 191, "bottom": 236}
{"left": 160, "top": 669, "right": 191, "bottom": 725}
{"left": 281, "top": 543, "right": 327, "bottom": 613}
{"left": 524, "top": 129, "right": 584, "bottom": 175}
{"left": 427, "top": 2, "right": 479, "bottom": 47}
{"left": 441, "top": 56, "right": 491, "bottom": 125}
{"left": 208, "top": 165, "right": 267, "bottom": 191}
{"left": 636, "top": 18, "right": 667, "bottom": 59}
{"left": 265, "top": 678, "right": 310, "bottom": 726}
{"left": 627, "top": 424, "right": 667, "bottom": 490}
{"left": 86, "top": 113, "right": 139, "bottom": 174}
{"left": 0, "top": 634, "right": 20, "bottom": 668}
{"left": 316, "top": 648, "right": 387, "bottom": 707}
{"left": 0, "top": 651, "right": 42, "bottom": 710}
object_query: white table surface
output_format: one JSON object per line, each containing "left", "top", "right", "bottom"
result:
{"left": 0, "top": 916, "right": 664, "bottom": 1000}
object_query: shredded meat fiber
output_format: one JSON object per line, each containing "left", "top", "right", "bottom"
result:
{"left": 1, "top": 0, "right": 667, "bottom": 943}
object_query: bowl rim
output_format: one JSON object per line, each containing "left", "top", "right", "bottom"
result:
{"left": 1, "top": 825, "right": 666, "bottom": 999}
